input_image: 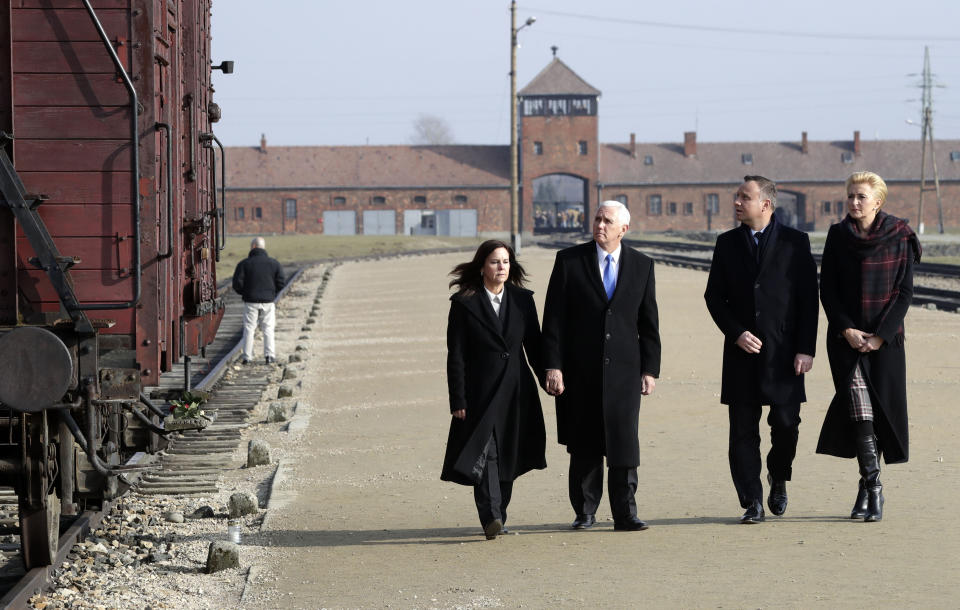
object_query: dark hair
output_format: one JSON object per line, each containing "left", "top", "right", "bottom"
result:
{"left": 744, "top": 174, "right": 777, "bottom": 208}
{"left": 449, "top": 240, "right": 528, "bottom": 296}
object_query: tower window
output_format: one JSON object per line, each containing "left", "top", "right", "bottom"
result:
{"left": 841, "top": 152, "right": 854, "bottom": 163}
{"left": 950, "top": 151, "right": 960, "bottom": 162}
{"left": 615, "top": 195, "right": 628, "bottom": 206}
{"left": 372, "top": 196, "right": 386, "bottom": 205}
{"left": 454, "top": 195, "right": 468, "bottom": 204}
{"left": 683, "top": 202, "right": 693, "bottom": 215}
{"left": 667, "top": 202, "right": 677, "bottom": 216}
{"left": 236, "top": 207, "right": 245, "bottom": 220}
{"left": 414, "top": 195, "right": 427, "bottom": 204}
{"left": 823, "top": 201, "right": 832, "bottom": 213}
{"left": 571, "top": 98, "right": 593, "bottom": 114}
{"left": 547, "top": 98, "right": 569, "bottom": 115}
{"left": 333, "top": 196, "right": 346, "bottom": 206}
{"left": 284, "top": 198, "right": 297, "bottom": 218}
{"left": 254, "top": 207, "right": 262, "bottom": 219}
{"left": 741, "top": 153, "right": 753, "bottom": 165}
{"left": 578, "top": 141, "right": 588, "bottom": 155}
{"left": 523, "top": 99, "right": 544, "bottom": 115}
{"left": 534, "top": 141, "right": 543, "bottom": 155}
{"left": 643, "top": 155, "right": 654, "bottom": 165}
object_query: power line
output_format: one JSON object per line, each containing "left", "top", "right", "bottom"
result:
{"left": 524, "top": 7, "right": 960, "bottom": 42}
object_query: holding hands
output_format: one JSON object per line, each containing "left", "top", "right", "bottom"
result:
{"left": 843, "top": 328, "right": 885, "bottom": 353}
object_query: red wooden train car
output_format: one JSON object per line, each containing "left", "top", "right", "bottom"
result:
{"left": 0, "top": 0, "right": 227, "bottom": 568}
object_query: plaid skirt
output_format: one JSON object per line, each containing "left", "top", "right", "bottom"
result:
{"left": 848, "top": 363, "right": 873, "bottom": 421}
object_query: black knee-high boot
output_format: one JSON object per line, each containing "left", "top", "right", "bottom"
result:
{"left": 850, "top": 479, "right": 868, "bottom": 519}
{"left": 855, "top": 434, "right": 883, "bottom": 522}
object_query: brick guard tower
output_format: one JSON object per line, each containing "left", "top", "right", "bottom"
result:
{"left": 519, "top": 56, "right": 601, "bottom": 235}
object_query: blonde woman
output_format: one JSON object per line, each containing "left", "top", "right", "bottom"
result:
{"left": 816, "top": 172, "right": 921, "bottom": 522}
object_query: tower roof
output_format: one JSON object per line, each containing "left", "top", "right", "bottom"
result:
{"left": 518, "top": 58, "right": 601, "bottom": 97}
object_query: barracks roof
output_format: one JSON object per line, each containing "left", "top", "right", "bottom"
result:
{"left": 226, "top": 137, "right": 960, "bottom": 191}
{"left": 599, "top": 139, "right": 960, "bottom": 185}
{"left": 225, "top": 145, "right": 509, "bottom": 189}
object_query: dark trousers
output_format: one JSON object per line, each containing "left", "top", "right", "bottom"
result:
{"left": 568, "top": 453, "right": 639, "bottom": 520}
{"left": 473, "top": 435, "right": 513, "bottom": 526}
{"left": 728, "top": 402, "right": 801, "bottom": 507}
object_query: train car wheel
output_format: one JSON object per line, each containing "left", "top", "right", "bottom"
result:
{"left": 19, "top": 411, "right": 61, "bottom": 569}
{"left": 19, "top": 491, "right": 60, "bottom": 569}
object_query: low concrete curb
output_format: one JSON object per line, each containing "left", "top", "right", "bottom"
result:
{"left": 260, "top": 459, "right": 291, "bottom": 532}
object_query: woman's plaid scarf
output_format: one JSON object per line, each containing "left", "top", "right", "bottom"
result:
{"left": 839, "top": 211, "right": 922, "bottom": 335}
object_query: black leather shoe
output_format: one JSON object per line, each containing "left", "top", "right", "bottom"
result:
{"left": 767, "top": 474, "right": 788, "bottom": 516}
{"left": 241, "top": 358, "right": 250, "bottom": 365}
{"left": 483, "top": 519, "right": 502, "bottom": 540}
{"left": 613, "top": 517, "right": 649, "bottom": 531}
{"left": 571, "top": 514, "right": 595, "bottom": 529}
{"left": 265, "top": 356, "right": 276, "bottom": 364}
{"left": 740, "top": 500, "right": 765, "bottom": 524}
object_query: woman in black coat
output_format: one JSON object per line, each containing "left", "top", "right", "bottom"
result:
{"left": 441, "top": 240, "right": 546, "bottom": 539}
{"left": 817, "top": 171, "right": 921, "bottom": 522}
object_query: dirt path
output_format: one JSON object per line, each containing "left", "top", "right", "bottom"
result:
{"left": 244, "top": 246, "right": 960, "bottom": 609}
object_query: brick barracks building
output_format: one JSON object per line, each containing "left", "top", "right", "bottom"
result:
{"left": 224, "top": 58, "right": 960, "bottom": 237}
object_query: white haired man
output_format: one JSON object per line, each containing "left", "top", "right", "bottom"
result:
{"left": 542, "top": 201, "right": 661, "bottom": 531}
{"left": 232, "top": 236, "right": 285, "bottom": 364}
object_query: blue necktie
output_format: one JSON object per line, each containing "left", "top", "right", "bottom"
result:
{"left": 603, "top": 253, "right": 616, "bottom": 300}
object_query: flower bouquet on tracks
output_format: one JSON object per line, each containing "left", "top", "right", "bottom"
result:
{"left": 163, "top": 390, "right": 215, "bottom": 431}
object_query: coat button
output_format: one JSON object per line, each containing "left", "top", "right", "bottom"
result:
{"left": 605, "top": 333, "right": 611, "bottom": 340}
{"left": 755, "top": 311, "right": 760, "bottom": 318}
{"left": 501, "top": 352, "right": 509, "bottom": 359}
{"left": 755, "top": 282, "right": 760, "bottom": 289}
{"left": 604, "top": 357, "right": 611, "bottom": 365}
{"left": 607, "top": 309, "right": 613, "bottom": 315}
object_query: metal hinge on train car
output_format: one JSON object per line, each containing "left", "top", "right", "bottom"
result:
{"left": 100, "top": 368, "right": 141, "bottom": 400}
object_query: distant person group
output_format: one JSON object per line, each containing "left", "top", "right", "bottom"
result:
{"left": 442, "top": 171, "right": 921, "bottom": 539}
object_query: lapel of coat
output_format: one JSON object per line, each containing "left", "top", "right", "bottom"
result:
{"left": 581, "top": 241, "right": 608, "bottom": 302}
{"left": 502, "top": 284, "right": 521, "bottom": 343}
{"left": 460, "top": 291, "right": 507, "bottom": 346}
{"left": 757, "top": 215, "right": 781, "bottom": 275}
{"left": 609, "top": 244, "right": 631, "bottom": 303}
{"left": 739, "top": 223, "right": 760, "bottom": 273}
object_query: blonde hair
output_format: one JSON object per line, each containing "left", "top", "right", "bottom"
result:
{"left": 846, "top": 171, "right": 888, "bottom": 205}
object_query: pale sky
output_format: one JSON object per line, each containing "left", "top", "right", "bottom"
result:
{"left": 210, "top": 1, "right": 960, "bottom": 148}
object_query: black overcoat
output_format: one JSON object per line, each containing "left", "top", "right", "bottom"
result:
{"left": 816, "top": 222, "right": 915, "bottom": 464}
{"left": 441, "top": 284, "right": 547, "bottom": 486}
{"left": 704, "top": 217, "right": 819, "bottom": 406}
{"left": 542, "top": 241, "right": 661, "bottom": 467}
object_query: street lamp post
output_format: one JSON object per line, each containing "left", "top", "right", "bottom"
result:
{"left": 510, "top": 2, "right": 534, "bottom": 254}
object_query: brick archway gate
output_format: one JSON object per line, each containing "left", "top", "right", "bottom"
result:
{"left": 532, "top": 173, "right": 588, "bottom": 234}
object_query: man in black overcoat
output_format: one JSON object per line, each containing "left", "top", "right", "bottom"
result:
{"left": 542, "top": 201, "right": 661, "bottom": 531}
{"left": 704, "top": 175, "right": 819, "bottom": 524}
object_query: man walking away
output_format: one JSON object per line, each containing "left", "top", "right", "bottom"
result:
{"left": 233, "top": 236, "right": 285, "bottom": 365}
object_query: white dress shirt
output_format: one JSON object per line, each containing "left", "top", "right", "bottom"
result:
{"left": 596, "top": 243, "right": 622, "bottom": 282}
{"left": 484, "top": 285, "right": 504, "bottom": 316}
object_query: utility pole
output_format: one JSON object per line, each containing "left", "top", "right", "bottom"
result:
{"left": 917, "top": 46, "right": 944, "bottom": 234}
{"left": 509, "top": 2, "right": 534, "bottom": 254}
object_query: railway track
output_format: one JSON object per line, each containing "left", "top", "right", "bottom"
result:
{"left": 0, "top": 241, "right": 477, "bottom": 608}
{"left": 628, "top": 240, "right": 960, "bottom": 313}
{"left": 0, "top": 266, "right": 306, "bottom": 608}
{"left": 543, "top": 237, "right": 960, "bottom": 311}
